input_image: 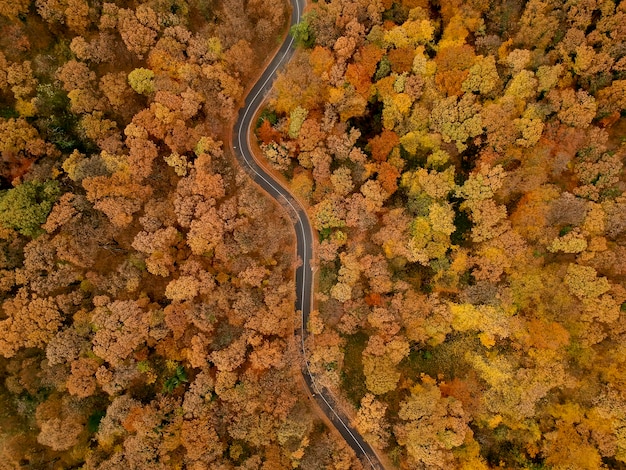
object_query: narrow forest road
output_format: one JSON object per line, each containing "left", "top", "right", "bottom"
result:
{"left": 232, "top": 2, "right": 385, "bottom": 470}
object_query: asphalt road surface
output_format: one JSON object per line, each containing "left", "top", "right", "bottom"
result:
{"left": 232, "top": 2, "right": 385, "bottom": 469}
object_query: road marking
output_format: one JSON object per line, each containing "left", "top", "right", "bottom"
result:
{"left": 233, "top": 2, "right": 381, "bottom": 468}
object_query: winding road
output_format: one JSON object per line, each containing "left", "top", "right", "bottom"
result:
{"left": 232, "top": 2, "right": 385, "bottom": 469}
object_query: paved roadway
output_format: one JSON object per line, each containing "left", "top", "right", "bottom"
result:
{"left": 232, "top": 1, "right": 384, "bottom": 469}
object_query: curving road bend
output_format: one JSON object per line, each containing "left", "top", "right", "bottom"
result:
{"left": 232, "top": 2, "right": 384, "bottom": 469}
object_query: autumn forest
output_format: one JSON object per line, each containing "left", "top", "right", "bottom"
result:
{"left": 0, "top": 0, "right": 625, "bottom": 468}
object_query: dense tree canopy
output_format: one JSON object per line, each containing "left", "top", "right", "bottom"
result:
{"left": 0, "top": 0, "right": 365, "bottom": 468}
{"left": 257, "top": 0, "right": 626, "bottom": 467}
{"left": 1, "top": 0, "right": 626, "bottom": 467}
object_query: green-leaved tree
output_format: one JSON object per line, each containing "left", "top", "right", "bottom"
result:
{"left": 0, "top": 180, "right": 60, "bottom": 237}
